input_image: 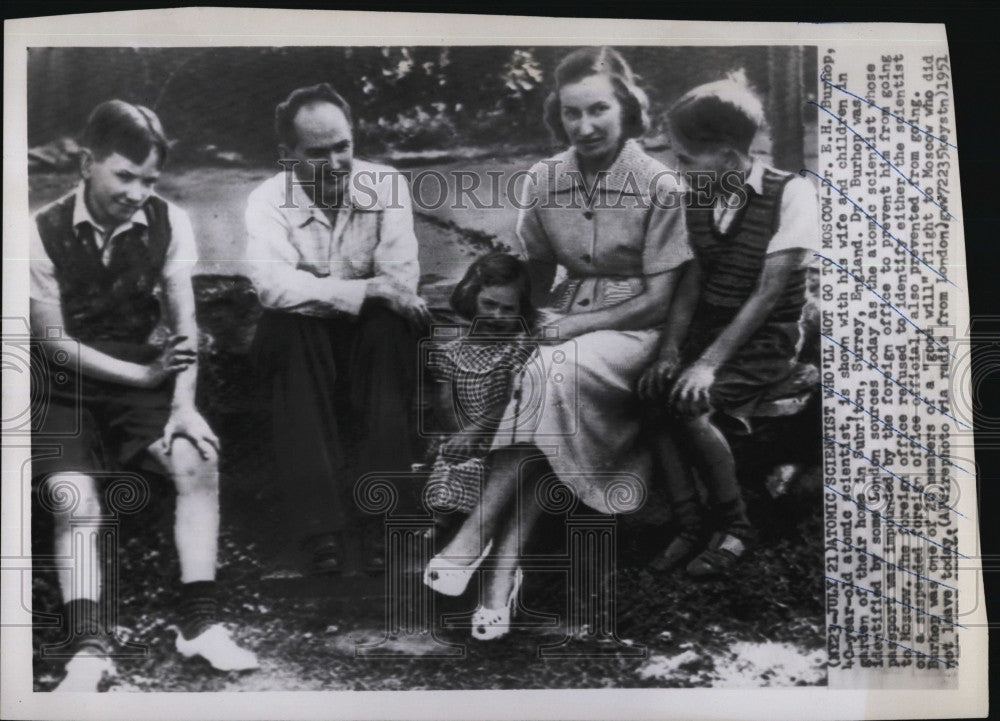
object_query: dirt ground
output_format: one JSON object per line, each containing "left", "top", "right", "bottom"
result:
{"left": 29, "top": 161, "right": 826, "bottom": 691}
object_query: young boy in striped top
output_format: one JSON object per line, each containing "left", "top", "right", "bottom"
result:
{"left": 638, "top": 77, "right": 819, "bottom": 577}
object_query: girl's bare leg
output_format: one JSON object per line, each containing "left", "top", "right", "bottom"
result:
{"left": 437, "top": 446, "right": 538, "bottom": 561}
{"left": 481, "top": 479, "right": 544, "bottom": 608}
{"left": 647, "top": 413, "right": 701, "bottom": 518}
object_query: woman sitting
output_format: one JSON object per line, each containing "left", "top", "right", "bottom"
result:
{"left": 424, "top": 46, "right": 692, "bottom": 640}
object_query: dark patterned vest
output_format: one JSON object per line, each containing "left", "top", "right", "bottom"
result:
{"left": 686, "top": 167, "right": 807, "bottom": 325}
{"left": 35, "top": 192, "right": 172, "bottom": 346}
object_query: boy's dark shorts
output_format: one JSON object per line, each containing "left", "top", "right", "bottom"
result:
{"left": 31, "top": 342, "right": 173, "bottom": 487}
{"left": 681, "top": 320, "right": 802, "bottom": 435}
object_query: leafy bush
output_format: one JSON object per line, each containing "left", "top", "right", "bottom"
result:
{"left": 357, "top": 104, "right": 457, "bottom": 153}
{"left": 28, "top": 46, "right": 811, "bottom": 161}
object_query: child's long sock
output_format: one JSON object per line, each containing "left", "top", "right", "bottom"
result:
{"left": 712, "top": 496, "right": 751, "bottom": 537}
{"left": 177, "top": 580, "right": 219, "bottom": 640}
{"left": 64, "top": 597, "right": 110, "bottom": 654}
{"left": 673, "top": 498, "right": 704, "bottom": 538}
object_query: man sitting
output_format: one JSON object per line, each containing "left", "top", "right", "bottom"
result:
{"left": 245, "top": 83, "right": 429, "bottom": 575}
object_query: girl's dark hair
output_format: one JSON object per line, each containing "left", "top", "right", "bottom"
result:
{"left": 450, "top": 252, "right": 537, "bottom": 327}
{"left": 542, "top": 46, "right": 649, "bottom": 146}
{"left": 274, "top": 82, "right": 353, "bottom": 148}
{"left": 80, "top": 100, "right": 169, "bottom": 167}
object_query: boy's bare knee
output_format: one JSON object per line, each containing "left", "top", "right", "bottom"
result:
{"left": 43, "top": 472, "right": 101, "bottom": 517}
{"left": 165, "top": 438, "right": 219, "bottom": 494}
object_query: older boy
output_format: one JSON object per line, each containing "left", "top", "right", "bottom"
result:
{"left": 638, "top": 78, "right": 819, "bottom": 577}
{"left": 31, "top": 100, "right": 258, "bottom": 691}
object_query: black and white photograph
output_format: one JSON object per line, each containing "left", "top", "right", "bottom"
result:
{"left": 4, "top": 10, "right": 988, "bottom": 720}
{"left": 22, "top": 40, "right": 827, "bottom": 692}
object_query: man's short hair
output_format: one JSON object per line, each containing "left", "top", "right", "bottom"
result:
{"left": 80, "top": 100, "right": 169, "bottom": 167}
{"left": 274, "top": 83, "right": 353, "bottom": 149}
{"left": 668, "top": 77, "right": 765, "bottom": 155}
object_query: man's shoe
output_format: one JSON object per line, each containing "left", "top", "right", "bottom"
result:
{"left": 53, "top": 652, "right": 114, "bottom": 692}
{"left": 174, "top": 624, "right": 259, "bottom": 671}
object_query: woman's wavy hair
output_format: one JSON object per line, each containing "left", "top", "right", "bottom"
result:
{"left": 450, "top": 252, "right": 537, "bottom": 328}
{"left": 542, "top": 46, "right": 649, "bottom": 146}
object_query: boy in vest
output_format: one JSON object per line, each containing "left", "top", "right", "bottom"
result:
{"left": 30, "top": 101, "right": 258, "bottom": 691}
{"left": 637, "top": 78, "right": 819, "bottom": 577}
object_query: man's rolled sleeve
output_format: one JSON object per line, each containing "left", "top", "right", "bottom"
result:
{"left": 245, "top": 191, "right": 369, "bottom": 317}
{"left": 373, "top": 171, "right": 420, "bottom": 293}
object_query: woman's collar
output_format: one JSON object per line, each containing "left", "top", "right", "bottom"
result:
{"left": 550, "top": 138, "right": 653, "bottom": 194}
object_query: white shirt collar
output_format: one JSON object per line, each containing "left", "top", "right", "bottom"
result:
{"left": 288, "top": 165, "right": 367, "bottom": 229}
{"left": 714, "top": 159, "right": 766, "bottom": 233}
{"left": 72, "top": 183, "right": 148, "bottom": 236}
{"left": 744, "top": 158, "right": 765, "bottom": 195}
{"left": 550, "top": 139, "right": 655, "bottom": 194}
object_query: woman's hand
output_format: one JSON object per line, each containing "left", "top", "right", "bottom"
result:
{"left": 142, "top": 335, "right": 196, "bottom": 388}
{"left": 668, "top": 360, "right": 718, "bottom": 417}
{"left": 637, "top": 346, "right": 682, "bottom": 400}
{"left": 536, "top": 314, "right": 589, "bottom": 345}
{"left": 158, "top": 407, "right": 220, "bottom": 460}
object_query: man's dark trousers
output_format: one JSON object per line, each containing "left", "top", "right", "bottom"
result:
{"left": 252, "top": 301, "right": 418, "bottom": 548}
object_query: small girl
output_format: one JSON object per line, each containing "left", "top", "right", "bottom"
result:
{"left": 639, "top": 76, "right": 819, "bottom": 577}
{"left": 423, "top": 252, "right": 538, "bottom": 516}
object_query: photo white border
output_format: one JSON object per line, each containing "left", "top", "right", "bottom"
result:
{"left": 2, "top": 8, "right": 987, "bottom": 720}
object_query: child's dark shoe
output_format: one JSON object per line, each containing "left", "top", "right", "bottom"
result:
{"left": 651, "top": 498, "right": 704, "bottom": 572}
{"left": 650, "top": 533, "right": 703, "bottom": 572}
{"left": 686, "top": 531, "right": 751, "bottom": 578}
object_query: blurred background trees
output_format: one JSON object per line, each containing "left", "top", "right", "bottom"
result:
{"left": 28, "top": 45, "right": 816, "bottom": 167}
